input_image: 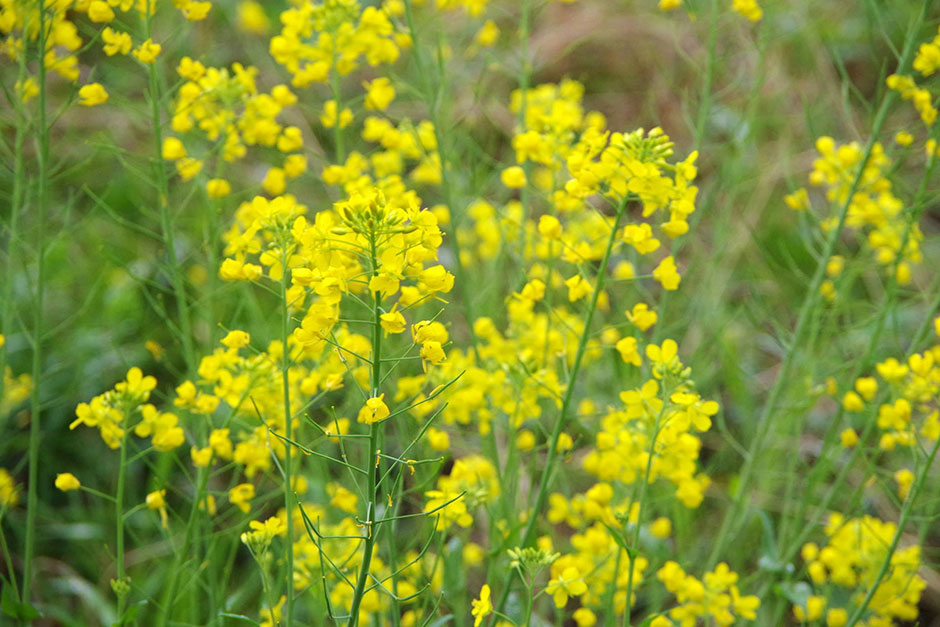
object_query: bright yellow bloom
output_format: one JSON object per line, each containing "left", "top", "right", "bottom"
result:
{"left": 87, "top": 1, "right": 115, "bottom": 23}
{"left": 55, "top": 472, "right": 81, "bottom": 492}
{"left": 545, "top": 566, "right": 587, "bottom": 608}
{"left": 0, "top": 469, "right": 19, "bottom": 506}
{"left": 501, "top": 166, "right": 527, "bottom": 188}
{"left": 471, "top": 584, "right": 492, "bottom": 626}
{"left": 364, "top": 77, "right": 396, "bottom": 111}
{"left": 207, "top": 178, "right": 232, "bottom": 198}
{"left": 162, "top": 137, "right": 187, "bottom": 161}
{"left": 133, "top": 39, "right": 162, "bottom": 64}
{"left": 78, "top": 83, "right": 108, "bottom": 107}
{"left": 358, "top": 394, "right": 390, "bottom": 425}
{"left": 102, "top": 28, "right": 132, "bottom": 56}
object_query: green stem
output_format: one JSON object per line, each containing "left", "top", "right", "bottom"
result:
{"left": 495, "top": 196, "right": 627, "bottom": 615}
{"left": 280, "top": 254, "right": 295, "bottom": 626}
{"left": 115, "top": 408, "right": 131, "bottom": 621}
{"left": 23, "top": 3, "right": 50, "bottom": 607}
{"left": 704, "top": 2, "right": 926, "bottom": 565}
{"left": 146, "top": 8, "right": 195, "bottom": 373}
{"left": 347, "top": 234, "right": 384, "bottom": 627}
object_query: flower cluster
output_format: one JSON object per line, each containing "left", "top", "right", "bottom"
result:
{"left": 798, "top": 514, "right": 924, "bottom": 626}
{"left": 165, "top": 59, "right": 305, "bottom": 194}
{"left": 787, "top": 137, "right": 922, "bottom": 284}
{"left": 269, "top": 1, "right": 405, "bottom": 89}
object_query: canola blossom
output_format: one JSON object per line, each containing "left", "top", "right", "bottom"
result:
{"left": 1, "top": 1, "right": 939, "bottom": 626}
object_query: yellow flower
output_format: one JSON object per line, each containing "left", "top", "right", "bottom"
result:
{"left": 626, "top": 303, "right": 657, "bottom": 331}
{"left": 102, "top": 28, "right": 132, "bottom": 56}
{"left": 652, "top": 256, "right": 681, "bottom": 290}
{"left": 545, "top": 566, "right": 587, "bottom": 608}
{"left": 840, "top": 428, "right": 859, "bottom": 447}
{"left": 87, "top": 1, "right": 115, "bottom": 23}
{"left": 501, "top": 166, "right": 527, "bottom": 188}
{"left": 1, "top": 469, "right": 20, "bottom": 506}
{"left": 426, "top": 427, "right": 450, "bottom": 451}
{"left": 78, "top": 83, "right": 109, "bottom": 107}
{"left": 358, "top": 394, "right": 390, "bottom": 425}
{"left": 470, "top": 584, "right": 492, "bottom": 627}
{"left": 475, "top": 20, "right": 499, "bottom": 47}
{"left": 364, "top": 77, "right": 396, "bottom": 111}
{"left": 133, "top": 39, "right": 162, "bottom": 64}
{"left": 380, "top": 310, "right": 406, "bottom": 334}
{"left": 237, "top": 0, "right": 270, "bottom": 35}
{"left": 55, "top": 472, "right": 81, "bottom": 492}
{"left": 731, "top": 0, "right": 763, "bottom": 21}
{"left": 207, "top": 178, "right": 231, "bottom": 198}
{"left": 162, "top": 137, "right": 187, "bottom": 161}
{"left": 538, "top": 215, "right": 562, "bottom": 239}
{"left": 229, "top": 483, "right": 255, "bottom": 513}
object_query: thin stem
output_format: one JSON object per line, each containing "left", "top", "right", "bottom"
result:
{"left": 115, "top": 407, "right": 131, "bottom": 620}
{"left": 347, "top": 233, "right": 384, "bottom": 627}
{"left": 146, "top": 8, "right": 195, "bottom": 373}
{"left": 23, "top": 3, "right": 50, "bottom": 605}
{"left": 280, "top": 253, "right": 295, "bottom": 626}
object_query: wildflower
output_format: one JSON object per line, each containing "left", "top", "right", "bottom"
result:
{"left": 475, "top": 20, "right": 499, "bottom": 47}
{"left": 650, "top": 517, "right": 672, "bottom": 538}
{"left": 147, "top": 489, "right": 169, "bottom": 529}
{"left": 653, "top": 256, "right": 681, "bottom": 290}
{"left": 162, "top": 137, "right": 187, "bottom": 161}
{"left": 102, "top": 28, "right": 132, "bottom": 56}
{"left": 545, "top": 566, "right": 588, "bottom": 608}
{"left": 230, "top": 483, "right": 255, "bottom": 513}
{"left": 55, "top": 473, "right": 81, "bottom": 492}
{"left": 0, "top": 469, "right": 19, "bottom": 506}
{"left": 133, "top": 39, "right": 162, "bottom": 64}
{"left": 237, "top": 1, "right": 270, "bottom": 34}
{"left": 427, "top": 428, "right": 450, "bottom": 451}
{"left": 358, "top": 394, "right": 390, "bottom": 424}
{"left": 840, "top": 428, "right": 859, "bottom": 447}
{"left": 364, "top": 77, "right": 396, "bottom": 111}
{"left": 516, "top": 429, "right": 536, "bottom": 451}
{"left": 732, "top": 0, "right": 763, "bottom": 21}
{"left": 538, "top": 215, "right": 562, "bottom": 239}
{"left": 321, "top": 100, "right": 354, "bottom": 129}
{"left": 221, "top": 330, "right": 251, "bottom": 349}
{"left": 471, "top": 584, "right": 492, "bottom": 626}
{"left": 207, "top": 179, "right": 231, "bottom": 198}
{"left": 626, "top": 303, "right": 657, "bottom": 331}
{"left": 380, "top": 310, "right": 407, "bottom": 334}
{"left": 501, "top": 166, "right": 527, "bottom": 188}
{"left": 78, "top": 83, "right": 109, "bottom": 107}
{"left": 87, "top": 1, "right": 115, "bottom": 23}
{"left": 895, "top": 468, "right": 914, "bottom": 500}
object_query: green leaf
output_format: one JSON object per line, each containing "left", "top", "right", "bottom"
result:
{"left": 1, "top": 584, "right": 40, "bottom": 620}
